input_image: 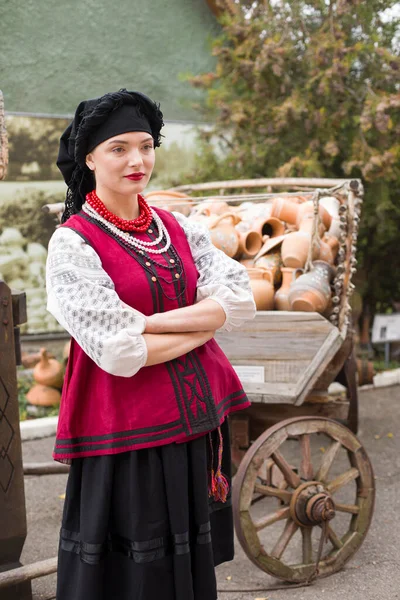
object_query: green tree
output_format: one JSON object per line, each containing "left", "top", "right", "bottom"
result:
{"left": 185, "top": 0, "right": 400, "bottom": 315}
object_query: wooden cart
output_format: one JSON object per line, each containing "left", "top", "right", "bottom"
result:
{"left": 174, "top": 177, "right": 375, "bottom": 584}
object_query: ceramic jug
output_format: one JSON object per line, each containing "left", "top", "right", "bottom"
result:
{"left": 247, "top": 267, "right": 275, "bottom": 310}
{"left": 145, "top": 190, "right": 193, "bottom": 216}
{"left": 288, "top": 260, "right": 335, "bottom": 313}
{"left": 235, "top": 229, "right": 263, "bottom": 259}
{"left": 274, "top": 267, "right": 300, "bottom": 311}
{"left": 208, "top": 212, "right": 241, "bottom": 258}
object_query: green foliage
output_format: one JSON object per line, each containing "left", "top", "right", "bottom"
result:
{"left": 0, "top": 189, "right": 63, "bottom": 246}
{"left": 17, "top": 374, "right": 31, "bottom": 421}
{"left": 185, "top": 0, "right": 400, "bottom": 312}
{"left": 6, "top": 116, "right": 69, "bottom": 181}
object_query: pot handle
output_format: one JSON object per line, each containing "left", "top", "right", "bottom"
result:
{"left": 209, "top": 212, "right": 241, "bottom": 229}
{"left": 292, "top": 267, "right": 304, "bottom": 282}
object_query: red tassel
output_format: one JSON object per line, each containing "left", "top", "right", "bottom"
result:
{"left": 208, "top": 426, "right": 229, "bottom": 503}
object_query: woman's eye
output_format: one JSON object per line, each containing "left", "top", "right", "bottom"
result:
{"left": 112, "top": 147, "right": 124, "bottom": 153}
{"left": 143, "top": 145, "right": 153, "bottom": 151}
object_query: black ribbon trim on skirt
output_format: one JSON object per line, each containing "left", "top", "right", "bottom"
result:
{"left": 59, "top": 523, "right": 212, "bottom": 565}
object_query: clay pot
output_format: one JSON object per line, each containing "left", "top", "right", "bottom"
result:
{"left": 247, "top": 268, "right": 274, "bottom": 310}
{"left": 33, "top": 348, "right": 64, "bottom": 389}
{"left": 274, "top": 267, "right": 301, "bottom": 311}
{"left": 254, "top": 250, "right": 283, "bottom": 285}
{"left": 21, "top": 351, "right": 43, "bottom": 369}
{"left": 288, "top": 260, "right": 335, "bottom": 313}
{"left": 271, "top": 198, "right": 332, "bottom": 231}
{"left": 240, "top": 258, "right": 255, "bottom": 269}
{"left": 281, "top": 218, "right": 320, "bottom": 269}
{"left": 319, "top": 234, "right": 339, "bottom": 265}
{"left": 145, "top": 190, "right": 192, "bottom": 216}
{"left": 235, "top": 229, "right": 263, "bottom": 259}
{"left": 320, "top": 196, "right": 341, "bottom": 238}
{"left": 253, "top": 216, "right": 285, "bottom": 239}
{"left": 26, "top": 384, "right": 61, "bottom": 407}
{"left": 206, "top": 200, "right": 231, "bottom": 215}
{"left": 208, "top": 212, "right": 241, "bottom": 257}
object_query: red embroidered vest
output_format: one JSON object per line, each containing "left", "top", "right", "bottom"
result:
{"left": 53, "top": 208, "right": 250, "bottom": 462}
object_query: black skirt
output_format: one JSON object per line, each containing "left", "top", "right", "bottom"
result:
{"left": 56, "top": 419, "right": 233, "bottom": 600}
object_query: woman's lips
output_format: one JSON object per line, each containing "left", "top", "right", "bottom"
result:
{"left": 124, "top": 173, "right": 145, "bottom": 180}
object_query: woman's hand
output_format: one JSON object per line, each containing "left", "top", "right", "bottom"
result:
{"left": 144, "top": 299, "right": 226, "bottom": 334}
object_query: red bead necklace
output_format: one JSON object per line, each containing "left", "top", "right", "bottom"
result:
{"left": 86, "top": 190, "right": 153, "bottom": 232}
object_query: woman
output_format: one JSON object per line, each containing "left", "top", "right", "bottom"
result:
{"left": 46, "top": 89, "right": 256, "bottom": 600}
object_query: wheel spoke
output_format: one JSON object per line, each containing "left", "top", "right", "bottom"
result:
{"left": 326, "top": 467, "right": 359, "bottom": 494}
{"left": 253, "top": 483, "right": 293, "bottom": 503}
{"left": 254, "top": 507, "right": 291, "bottom": 531}
{"left": 316, "top": 440, "right": 341, "bottom": 482}
{"left": 271, "top": 519, "right": 299, "bottom": 559}
{"left": 299, "top": 434, "right": 313, "bottom": 480}
{"left": 326, "top": 525, "right": 343, "bottom": 549}
{"left": 335, "top": 502, "right": 360, "bottom": 515}
{"left": 301, "top": 527, "right": 313, "bottom": 564}
{"left": 271, "top": 451, "right": 301, "bottom": 489}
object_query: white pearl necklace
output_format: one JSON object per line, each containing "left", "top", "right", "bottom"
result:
{"left": 82, "top": 203, "right": 172, "bottom": 254}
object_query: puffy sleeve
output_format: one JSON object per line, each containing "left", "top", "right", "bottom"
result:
{"left": 46, "top": 227, "right": 148, "bottom": 377}
{"left": 171, "top": 211, "right": 256, "bottom": 332}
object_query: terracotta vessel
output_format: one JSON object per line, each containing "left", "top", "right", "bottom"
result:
{"left": 247, "top": 268, "right": 274, "bottom": 310}
{"left": 235, "top": 229, "right": 263, "bottom": 259}
{"left": 271, "top": 198, "right": 332, "bottom": 230}
{"left": 253, "top": 216, "right": 285, "bottom": 239}
{"left": 274, "top": 267, "right": 301, "bottom": 311}
{"left": 208, "top": 212, "right": 241, "bottom": 258}
{"left": 281, "top": 218, "right": 320, "bottom": 268}
{"left": 319, "top": 234, "right": 339, "bottom": 265}
{"left": 207, "top": 200, "right": 231, "bottom": 215}
{"left": 320, "top": 196, "right": 341, "bottom": 238}
{"left": 33, "top": 348, "right": 64, "bottom": 389}
{"left": 254, "top": 250, "right": 283, "bottom": 285}
{"left": 240, "top": 258, "right": 255, "bottom": 269}
{"left": 26, "top": 384, "right": 61, "bottom": 407}
{"left": 145, "top": 190, "right": 192, "bottom": 217}
{"left": 288, "top": 260, "right": 335, "bottom": 313}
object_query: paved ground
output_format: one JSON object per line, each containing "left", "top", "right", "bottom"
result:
{"left": 19, "top": 385, "right": 400, "bottom": 600}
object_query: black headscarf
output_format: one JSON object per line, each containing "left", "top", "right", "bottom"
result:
{"left": 57, "top": 89, "right": 164, "bottom": 223}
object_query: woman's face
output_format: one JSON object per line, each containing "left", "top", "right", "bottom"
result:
{"left": 86, "top": 131, "right": 155, "bottom": 196}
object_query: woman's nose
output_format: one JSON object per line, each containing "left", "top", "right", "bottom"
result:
{"left": 127, "top": 149, "right": 144, "bottom": 166}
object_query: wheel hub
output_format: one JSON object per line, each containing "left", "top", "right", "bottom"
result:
{"left": 290, "top": 481, "right": 336, "bottom": 527}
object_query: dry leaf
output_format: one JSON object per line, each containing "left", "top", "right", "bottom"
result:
{"left": 59, "top": 493, "right": 66, "bottom": 499}
{"left": 255, "top": 597, "right": 268, "bottom": 600}
{"left": 374, "top": 434, "right": 381, "bottom": 440}
{"left": 387, "top": 432, "right": 394, "bottom": 438}
{"left": 226, "top": 576, "right": 232, "bottom": 581}
{"left": 320, "top": 446, "right": 326, "bottom": 453}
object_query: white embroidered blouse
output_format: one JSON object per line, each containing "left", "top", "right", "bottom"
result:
{"left": 46, "top": 210, "right": 256, "bottom": 377}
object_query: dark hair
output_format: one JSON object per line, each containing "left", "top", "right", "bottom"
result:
{"left": 60, "top": 89, "right": 164, "bottom": 223}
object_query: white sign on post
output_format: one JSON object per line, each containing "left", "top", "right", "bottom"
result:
{"left": 372, "top": 314, "right": 400, "bottom": 344}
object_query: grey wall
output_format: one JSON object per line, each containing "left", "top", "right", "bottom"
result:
{"left": 1, "top": 0, "right": 219, "bottom": 121}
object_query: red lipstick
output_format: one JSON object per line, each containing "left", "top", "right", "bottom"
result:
{"left": 125, "top": 173, "right": 145, "bottom": 181}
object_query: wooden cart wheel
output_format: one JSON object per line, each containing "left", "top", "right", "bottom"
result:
{"left": 232, "top": 416, "right": 375, "bottom": 583}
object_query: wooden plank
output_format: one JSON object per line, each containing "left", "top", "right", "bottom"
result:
{"left": 173, "top": 177, "right": 350, "bottom": 193}
{"left": 294, "top": 328, "right": 343, "bottom": 406}
{"left": 0, "top": 557, "right": 57, "bottom": 589}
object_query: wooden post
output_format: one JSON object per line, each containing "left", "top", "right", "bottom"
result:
{"left": 0, "top": 282, "right": 32, "bottom": 600}
{"left": 0, "top": 90, "right": 8, "bottom": 180}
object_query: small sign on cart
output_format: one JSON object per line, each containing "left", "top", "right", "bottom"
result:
{"left": 372, "top": 314, "right": 400, "bottom": 343}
